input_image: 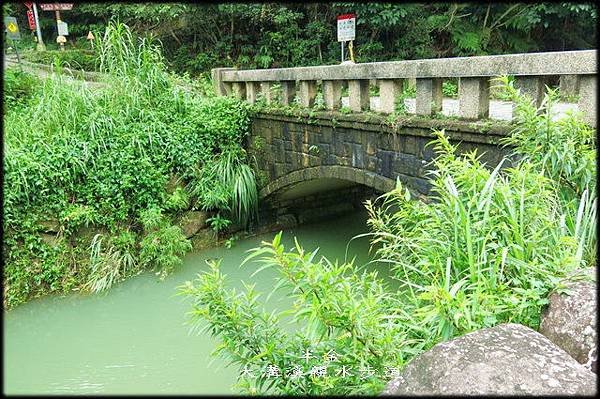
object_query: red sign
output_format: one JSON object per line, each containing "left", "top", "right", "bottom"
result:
{"left": 336, "top": 13, "right": 356, "bottom": 21}
{"left": 24, "top": 2, "right": 33, "bottom": 10}
{"left": 39, "top": 3, "right": 73, "bottom": 11}
{"left": 27, "top": 9, "right": 36, "bottom": 30}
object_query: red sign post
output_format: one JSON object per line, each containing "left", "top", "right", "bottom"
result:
{"left": 26, "top": 9, "right": 36, "bottom": 30}
{"left": 336, "top": 13, "right": 356, "bottom": 63}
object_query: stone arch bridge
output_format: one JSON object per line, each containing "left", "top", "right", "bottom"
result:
{"left": 212, "top": 50, "right": 597, "bottom": 226}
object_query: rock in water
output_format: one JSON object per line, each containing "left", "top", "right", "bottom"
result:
{"left": 177, "top": 211, "right": 208, "bottom": 238}
{"left": 382, "top": 323, "right": 596, "bottom": 396}
{"left": 540, "top": 272, "right": 597, "bottom": 372}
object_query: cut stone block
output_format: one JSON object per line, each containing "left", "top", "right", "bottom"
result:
{"left": 323, "top": 80, "right": 342, "bottom": 110}
{"left": 459, "top": 77, "right": 490, "bottom": 119}
{"left": 348, "top": 80, "right": 369, "bottom": 112}
{"left": 416, "top": 78, "right": 442, "bottom": 116}
{"left": 280, "top": 81, "right": 296, "bottom": 105}
{"left": 578, "top": 75, "right": 597, "bottom": 128}
{"left": 298, "top": 81, "right": 317, "bottom": 108}
{"left": 379, "top": 79, "right": 403, "bottom": 114}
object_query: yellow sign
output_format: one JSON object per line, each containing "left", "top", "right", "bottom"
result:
{"left": 4, "top": 16, "right": 21, "bottom": 40}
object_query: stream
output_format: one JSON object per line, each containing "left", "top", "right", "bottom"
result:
{"left": 3, "top": 210, "right": 394, "bottom": 395}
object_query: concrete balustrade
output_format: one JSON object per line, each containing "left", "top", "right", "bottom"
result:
{"left": 298, "top": 81, "right": 317, "bottom": 107}
{"left": 212, "top": 50, "right": 597, "bottom": 127}
{"left": 416, "top": 78, "right": 442, "bottom": 116}
{"left": 245, "top": 81, "right": 259, "bottom": 104}
{"left": 323, "top": 80, "right": 343, "bottom": 110}
{"left": 379, "top": 79, "right": 403, "bottom": 114}
{"left": 259, "top": 82, "right": 273, "bottom": 104}
{"left": 513, "top": 76, "right": 546, "bottom": 108}
{"left": 559, "top": 75, "right": 580, "bottom": 98}
{"left": 578, "top": 75, "right": 597, "bottom": 126}
{"left": 459, "top": 77, "right": 490, "bottom": 119}
{"left": 231, "top": 82, "right": 245, "bottom": 99}
{"left": 348, "top": 80, "right": 370, "bottom": 111}
{"left": 280, "top": 81, "right": 296, "bottom": 105}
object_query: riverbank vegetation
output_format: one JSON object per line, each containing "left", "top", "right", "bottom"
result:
{"left": 181, "top": 79, "right": 596, "bottom": 395}
{"left": 2, "top": 23, "right": 257, "bottom": 309}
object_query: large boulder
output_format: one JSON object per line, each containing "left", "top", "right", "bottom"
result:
{"left": 177, "top": 211, "right": 208, "bottom": 238}
{"left": 540, "top": 270, "right": 597, "bottom": 372}
{"left": 382, "top": 323, "right": 596, "bottom": 396}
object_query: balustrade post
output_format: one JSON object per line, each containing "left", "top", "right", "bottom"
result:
{"left": 299, "top": 81, "right": 317, "bottom": 108}
{"left": 231, "top": 82, "right": 246, "bottom": 99}
{"left": 323, "top": 80, "right": 342, "bottom": 110}
{"left": 245, "top": 82, "right": 260, "bottom": 104}
{"left": 211, "top": 67, "right": 236, "bottom": 96}
{"left": 348, "top": 80, "right": 369, "bottom": 112}
{"left": 559, "top": 75, "right": 580, "bottom": 100}
{"left": 379, "top": 79, "right": 403, "bottom": 114}
{"left": 578, "top": 75, "right": 597, "bottom": 128}
{"left": 513, "top": 76, "right": 545, "bottom": 108}
{"left": 260, "top": 82, "right": 273, "bottom": 104}
{"left": 458, "top": 77, "right": 490, "bottom": 119}
{"left": 280, "top": 81, "right": 296, "bottom": 106}
{"left": 415, "top": 78, "right": 442, "bottom": 116}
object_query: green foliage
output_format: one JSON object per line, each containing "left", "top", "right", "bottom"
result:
{"left": 191, "top": 148, "right": 258, "bottom": 227}
{"left": 3, "top": 69, "right": 40, "bottom": 112}
{"left": 180, "top": 235, "right": 404, "bottom": 395}
{"left": 442, "top": 79, "right": 458, "bottom": 98}
{"left": 86, "top": 231, "right": 137, "bottom": 293}
{"left": 139, "top": 207, "right": 192, "bottom": 278}
{"left": 206, "top": 214, "right": 232, "bottom": 235}
{"left": 3, "top": 22, "right": 253, "bottom": 308}
{"left": 165, "top": 187, "right": 191, "bottom": 212}
{"left": 5, "top": 3, "right": 597, "bottom": 76}
{"left": 495, "top": 75, "right": 596, "bottom": 265}
{"left": 181, "top": 77, "right": 596, "bottom": 394}
{"left": 496, "top": 76, "right": 596, "bottom": 199}
{"left": 23, "top": 49, "right": 99, "bottom": 71}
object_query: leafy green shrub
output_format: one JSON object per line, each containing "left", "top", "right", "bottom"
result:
{"left": 442, "top": 79, "right": 458, "bottom": 98}
{"left": 3, "top": 69, "right": 40, "bottom": 111}
{"left": 86, "top": 231, "right": 137, "bottom": 293}
{"left": 180, "top": 235, "right": 401, "bottom": 395}
{"left": 3, "top": 22, "right": 253, "bottom": 308}
{"left": 23, "top": 49, "right": 99, "bottom": 71}
{"left": 497, "top": 76, "right": 596, "bottom": 199}
{"left": 139, "top": 207, "right": 192, "bottom": 278}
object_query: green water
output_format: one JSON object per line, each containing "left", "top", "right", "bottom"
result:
{"left": 3, "top": 210, "right": 393, "bottom": 395}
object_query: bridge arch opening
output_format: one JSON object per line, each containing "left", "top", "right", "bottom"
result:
{"left": 254, "top": 166, "right": 396, "bottom": 231}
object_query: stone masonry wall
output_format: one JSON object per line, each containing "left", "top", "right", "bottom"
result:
{"left": 248, "top": 110, "right": 514, "bottom": 200}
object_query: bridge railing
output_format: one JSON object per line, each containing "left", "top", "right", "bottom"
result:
{"left": 212, "top": 50, "right": 597, "bottom": 127}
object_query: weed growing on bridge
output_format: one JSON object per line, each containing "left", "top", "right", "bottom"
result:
{"left": 3, "top": 23, "right": 255, "bottom": 308}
